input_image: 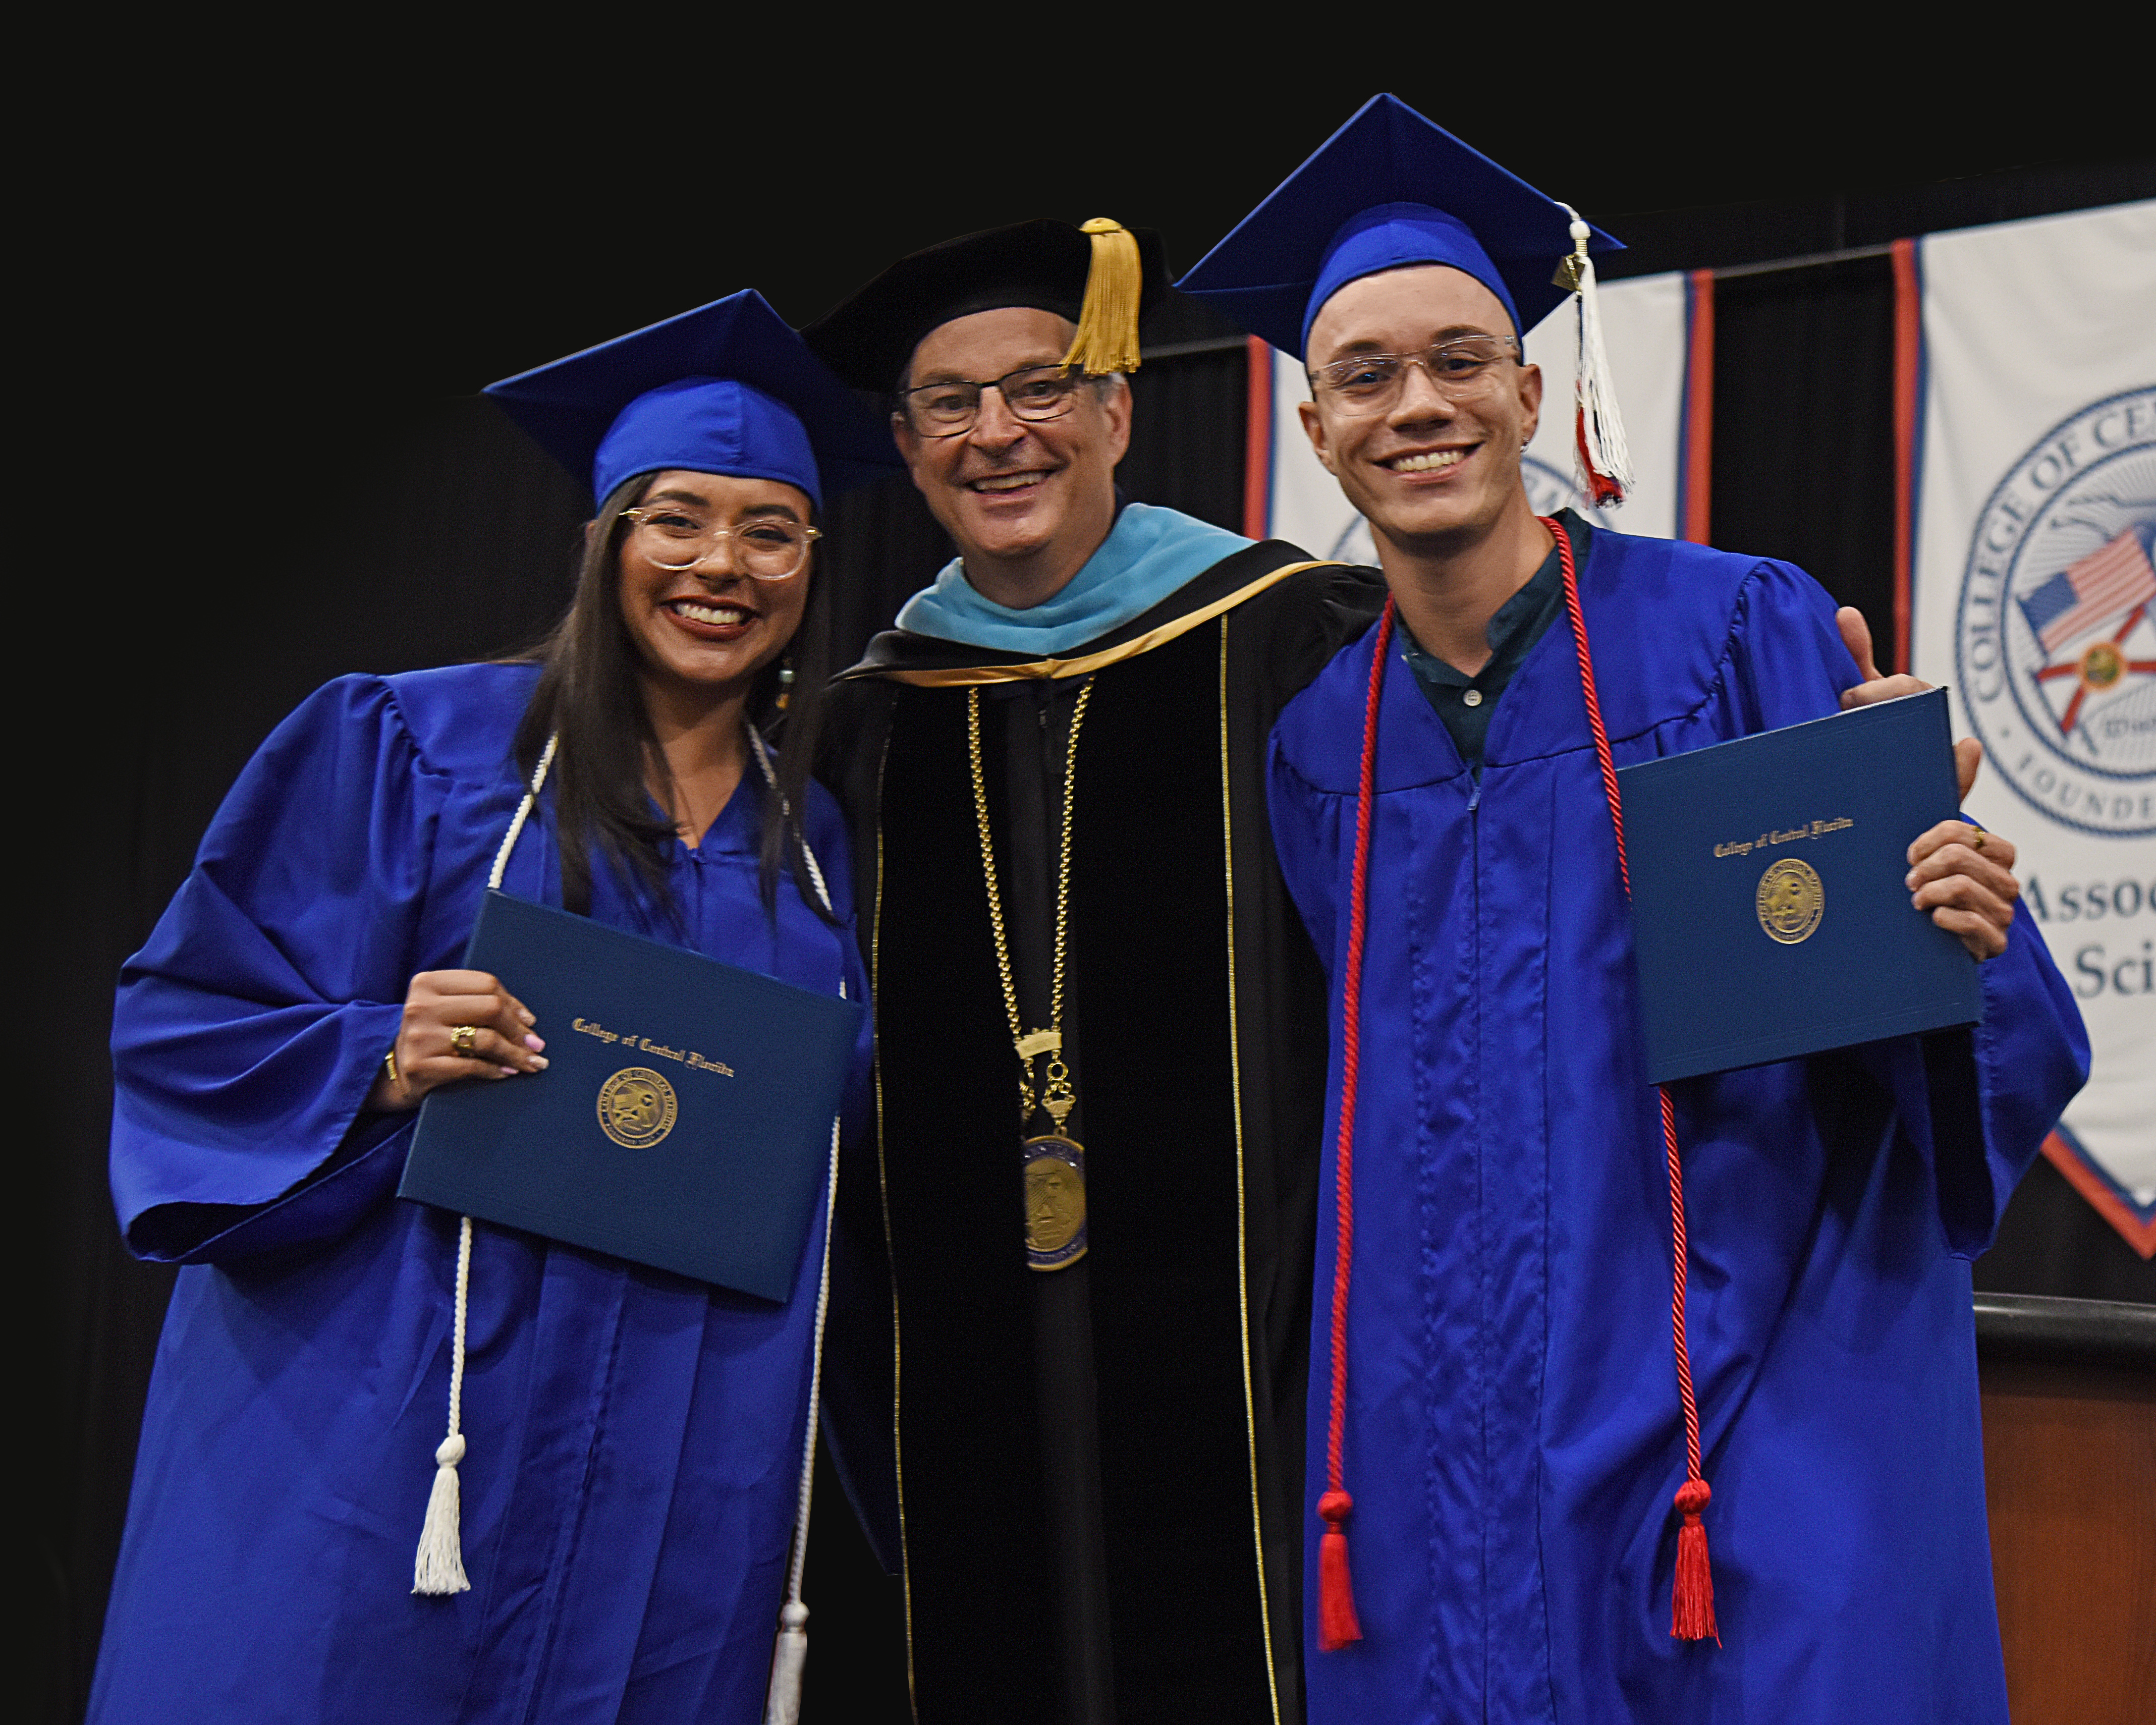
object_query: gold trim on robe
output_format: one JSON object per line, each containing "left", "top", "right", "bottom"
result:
{"left": 868, "top": 562, "right": 1336, "bottom": 687}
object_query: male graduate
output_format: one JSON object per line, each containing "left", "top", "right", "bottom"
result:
{"left": 1177, "top": 95, "right": 2089, "bottom": 1725}
{"left": 802, "top": 219, "right": 1384, "bottom": 1725}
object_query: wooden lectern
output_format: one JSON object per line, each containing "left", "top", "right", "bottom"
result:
{"left": 1977, "top": 1293, "right": 2155, "bottom": 1724}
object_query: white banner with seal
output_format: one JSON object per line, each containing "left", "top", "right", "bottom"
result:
{"left": 1910, "top": 200, "right": 2156, "bottom": 1254}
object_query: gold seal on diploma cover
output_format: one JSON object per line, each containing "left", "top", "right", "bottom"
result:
{"left": 597, "top": 1067, "right": 679, "bottom": 1148}
{"left": 1756, "top": 858, "right": 1825, "bottom": 945}
{"left": 1022, "top": 1135, "right": 1088, "bottom": 1269}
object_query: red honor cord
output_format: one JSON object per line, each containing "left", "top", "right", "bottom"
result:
{"left": 1318, "top": 523, "right": 1717, "bottom": 1656}
{"left": 1315, "top": 597, "right": 1394, "bottom": 1651}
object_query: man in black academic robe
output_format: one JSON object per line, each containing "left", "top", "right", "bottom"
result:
{"left": 806, "top": 219, "right": 1380, "bottom": 1725}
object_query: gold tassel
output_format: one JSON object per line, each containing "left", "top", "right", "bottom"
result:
{"left": 1061, "top": 217, "right": 1144, "bottom": 376}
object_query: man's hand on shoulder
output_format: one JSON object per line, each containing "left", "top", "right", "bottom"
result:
{"left": 1836, "top": 607, "right": 1983, "bottom": 801}
{"left": 1907, "top": 821, "right": 2020, "bottom": 961}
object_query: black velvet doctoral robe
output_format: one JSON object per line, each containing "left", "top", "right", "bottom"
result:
{"left": 817, "top": 540, "right": 1384, "bottom": 1724}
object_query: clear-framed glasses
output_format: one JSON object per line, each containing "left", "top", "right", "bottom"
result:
{"left": 898, "top": 363, "right": 1089, "bottom": 437}
{"left": 621, "top": 508, "right": 820, "bottom": 580}
{"left": 1307, "top": 334, "right": 1521, "bottom": 416}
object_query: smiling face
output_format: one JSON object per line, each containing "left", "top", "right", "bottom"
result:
{"left": 893, "top": 306, "right": 1130, "bottom": 600}
{"left": 1299, "top": 265, "right": 1541, "bottom": 560}
{"left": 615, "top": 469, "right": 813, "bottom": 702}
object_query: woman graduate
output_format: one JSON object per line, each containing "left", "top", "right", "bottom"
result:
{"left": 90, "top": 292, "right": 898, "bottom": 1723}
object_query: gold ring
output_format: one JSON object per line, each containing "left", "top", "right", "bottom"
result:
{"left": 1970, "top": 828, "right": 1986, "bottom": 851}
{"left": 450, "top": 1024, "right": 479, "bottom": 1058}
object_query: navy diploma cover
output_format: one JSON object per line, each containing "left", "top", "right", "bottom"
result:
{"left": 1617, "top": 689, "right": 1979, "bottom": 1083}
{"left": 399, "top": 891, "right": 865, "bottom": 1300}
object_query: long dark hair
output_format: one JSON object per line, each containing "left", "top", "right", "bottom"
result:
{"left": 511, "top": 472, "right": 838, "bottom": 922}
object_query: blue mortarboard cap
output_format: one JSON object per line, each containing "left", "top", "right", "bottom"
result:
{"left": 1177, "top": 94, "right": 1623, "bottom": 358}
{"left": 484, "top": 290, "right": 901, "bottom": 510}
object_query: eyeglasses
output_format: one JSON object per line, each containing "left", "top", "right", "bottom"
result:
{"left": 622, "top": 508, "right": 820, "bottom": 580}
{"left": 1307, "top": 335, "right": 1521, "bottom": 415}
{"left": 897, "top": 363, "right": 1090, "bottom": 437}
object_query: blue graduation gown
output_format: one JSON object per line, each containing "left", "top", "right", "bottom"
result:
{"left": 1266, "top": 531, "right": 2087, "bottom": 1725}
{"left": 92, "top": 662, "right": 870, "bottom": 1725}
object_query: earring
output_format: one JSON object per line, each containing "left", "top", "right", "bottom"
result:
{"left": 776, "top": 660, "right": 796, "bottom": 712}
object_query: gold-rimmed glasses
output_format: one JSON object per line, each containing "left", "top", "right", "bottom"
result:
{"left": 622, "top": 507, "right": 820, "bottom": 580}
{"left": 1307, "top": 334, "right": 1521, "bottom": 416}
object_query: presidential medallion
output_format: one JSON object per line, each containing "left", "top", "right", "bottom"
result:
{"left": 1022, "top": 1134, "right": 1087, "bottom": 1270}
{"left": 1756, "top": 858, "right": 1825, "bottom": 945}
{"left": 597, "top": 1066, "right": 679, "bottom": 1148}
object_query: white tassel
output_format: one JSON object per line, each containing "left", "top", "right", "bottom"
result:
{"left": 1558, "top": 203, "right": 1633, "bottom": 508}
{"left": 412, "top": 1433, "right": 471, "bottom": 1594}
{"left": 414, "top": 1213, "right": 477, "bottom": 1594}
{"left": 763, "top": 1601, "right": 810, "bottom": 1725}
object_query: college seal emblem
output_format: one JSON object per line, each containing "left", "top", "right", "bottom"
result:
{"left": 1756, "top": 858, "right": 1825, "bottom": 944}
{"left": 1953, "top": 385, "right": 2156, "bottom": 839}
{"left": 596, "top": 1067, "right": 679, "bottom": 1149}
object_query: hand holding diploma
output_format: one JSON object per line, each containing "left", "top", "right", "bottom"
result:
{"left": 367, "top": 969, "right": 549, "bottom": 1111}
{"left": 1907, "top": 822, "right": 2020, "bottom": 961}
{"left": 1831, "top": 607, "right": 2023, "bottom": 961}
{"left": 1836, "top": 606, "right": 1984, "bottom": 799}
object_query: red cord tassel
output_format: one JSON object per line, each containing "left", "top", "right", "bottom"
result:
{"left": 1317, "top": 1488, "right": 1362, "bottom": 1650}
{"left": 1670, "top": 1478, "right": 1719, "bottom": 1643}
{"left": 1575, "top": 412, "right": 1623, "bottom": 507}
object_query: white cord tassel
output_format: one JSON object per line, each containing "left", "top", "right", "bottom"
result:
{"left": 413, "top": 1217, "right": 475, "bottom": 1594}
{"left": 413, "top": 738, "right": 558, "bottom": 1597}
{"left": 1558, "top": 203, "right": 1633, "bottom": 508}
{"left": 764, "top": 1602, "right": 810, "bottom": 1725}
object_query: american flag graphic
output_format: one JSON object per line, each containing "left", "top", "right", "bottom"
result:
{"left": 2017, "top": 528, "right": 2156, "bottom": 654}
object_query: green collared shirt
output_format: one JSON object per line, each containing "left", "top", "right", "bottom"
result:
{"left": 1398, "top": 516, "right": 1581, "bottom": 776}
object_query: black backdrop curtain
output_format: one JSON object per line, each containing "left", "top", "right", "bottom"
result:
{"left": 32, "top": 166, "right": 2155, "bottom": 1721}
{"left": 1709, "top": 254, "right": 1900, "bottom": 655}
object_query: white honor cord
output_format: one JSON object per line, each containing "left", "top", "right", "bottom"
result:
{"left": 487, "top": 734, "right": 558, "bottom": 895}
{"left": 755, "top": 721, "right": 839, "bottom": 1725}
{"left": 413, "top": 735, "right": 558, "bottom": 1596}
{"left": 766, "top": 1105, "right": 842, "bottom": 1725}
{"left": 749, "top": 726, "right": 831, "bottom": 911}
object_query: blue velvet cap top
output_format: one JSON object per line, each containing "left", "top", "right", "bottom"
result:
{"left": 484, "top": 290, "right": 901, "bottom": 510}
{"left": 1177, "top": 94, "right": 1623, "bottom": 359}
{"left": 1307, "top": 202, "right": 1521, "bottom": 348}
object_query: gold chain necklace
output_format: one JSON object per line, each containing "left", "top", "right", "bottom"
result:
{"left": 967, "top": 679, "right": 1094, "bottom": 1270}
